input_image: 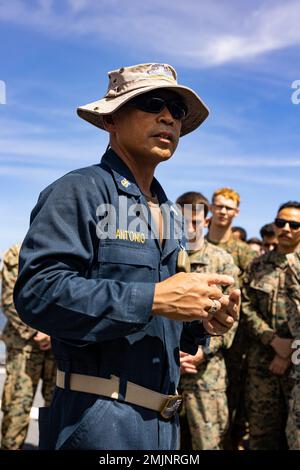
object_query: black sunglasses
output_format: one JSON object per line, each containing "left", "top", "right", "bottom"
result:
{"left": 129, "top": 94, "right": 188, "bottom": 120}
{"left": 274, "top": 218, "right": 300, "bottom": 230}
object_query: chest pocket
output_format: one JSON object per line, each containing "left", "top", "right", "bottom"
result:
{"left": 98, "top": 241, "right": 157, "bottom": 283}
{"left": 250, "top": 279, "right": 276, "bottom": 315}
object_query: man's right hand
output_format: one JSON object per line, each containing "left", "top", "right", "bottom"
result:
{"left": 270, "top": 336, "right": 293, "bottom": 359}
{"left": 269, "top": 354, "right": 291, "bottom": 375}
{"left": 152, "top": 272, "right": 234, "bottom": 322}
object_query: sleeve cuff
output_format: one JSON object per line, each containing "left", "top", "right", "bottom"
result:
{"left": 180, "top": 321, "right": 211, "bottom": 355}
{"left": 260, "top": 329, "right": 276, "bottom": 345}
{"left": 126, "top": 282, "right": 155, "bottom": 330}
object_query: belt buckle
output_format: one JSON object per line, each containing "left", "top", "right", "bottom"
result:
{"left": 160, "top": 395, "right": 182, "bottom": 420}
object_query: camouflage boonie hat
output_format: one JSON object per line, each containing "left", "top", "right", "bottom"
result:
{"left": 77, "top": 63, "right": 209, "bottom": 136}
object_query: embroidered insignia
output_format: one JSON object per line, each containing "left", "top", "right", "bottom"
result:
{"left": 146, "top": 64, "right": 175, "bottom": 81}
{"left": 120, "top": 178, "right": 130, "bottom": 188}
{"left": 115, "top": 229, "right": 146, "bottom": 243}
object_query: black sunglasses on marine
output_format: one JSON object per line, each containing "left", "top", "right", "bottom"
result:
{"left": 274, "top": 218, "right": 300, "bottom": 230}
{"left": 129, "top": 93, "right": 188, "bottom": 121}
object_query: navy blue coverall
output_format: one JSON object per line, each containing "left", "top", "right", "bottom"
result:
{"left": 14, "top": 149, "right": 209, "bottom": 450}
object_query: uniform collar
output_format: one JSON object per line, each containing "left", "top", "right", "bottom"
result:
{"left": 206, "top": 232, "right": 234, "bottom": 245}
{"left": 100, "top": 149, "right": 181, "bottom": 257}
{"left": 101, "top": 149, "right": 141, "bottom": 197}
{"left": 267, "top": 249, "right": 288, "bottom": 268}
{"left": 188, "top": 239, "right": 209, "bottom": 265}
{"left": 100, "top": 148, "right": 170, "bottom": 205}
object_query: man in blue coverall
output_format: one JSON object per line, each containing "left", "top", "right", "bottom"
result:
{"left": 14, "top": 63, "right": 240, "bottom": 450}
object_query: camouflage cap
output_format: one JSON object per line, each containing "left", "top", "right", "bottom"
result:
{"left": 77, "top": 63, "right": 209, "bottom": 136}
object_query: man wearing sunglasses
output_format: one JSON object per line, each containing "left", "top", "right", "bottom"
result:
{"left": 14, "top": 63, "right": 240, "bottom": 450}
{"left": 243, "top": 201, "right": 300, "bottom": 449}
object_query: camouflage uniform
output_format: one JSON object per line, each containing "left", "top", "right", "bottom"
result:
{"left": 206, "top": 234, "right": 256, "bottom": 447}
{"left": 285, "top": 250, "right": 300, "bottom": 450}
{"left": 180, "top": 239, "right": 239, "bottom": 450}
{"left": 206, "top": 235, "right": 256, "bottom": 279}
{"left": 0, "top": 243, "right": 56, "bottom": 450}
{"left": 242, "top": 250, "right": 295, "bottom": 450}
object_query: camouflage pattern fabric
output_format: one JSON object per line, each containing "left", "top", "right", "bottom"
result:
{"left": 286, "top": 250, "right": 300, "bottom": 345}
{"left": 242, "top": 250, "right": 296, "bottom": 449}
{"left": 206, "top": 234, "right": 257, "bottom": 280}
{"left": 0, "top": 244, "right": 56, "bottom": 450}
{"left": 1, "top": 340, "right": 56, "bottom": 450}
{"left": 1, "top": 243, "right": 36, "bottom": 341}
{"left": 182, "top": 389, "right": 229, "bottom": 450}
{"left": 206, "top": 234, "right": 257, "bottom": 448}
{"left": 243, "top": 251, "right": 294, "bottom": 341}
{"left": 285, "top": 250, "right": 300, "bottom": 450}
{"left": 286, "top": 381, "right": 300, "bottom": 450}
{"left": 179, "top": 239, "right": 239, "bottom": 450}
{"left": 245, "top": 360, "right": 293, "bottom": 450}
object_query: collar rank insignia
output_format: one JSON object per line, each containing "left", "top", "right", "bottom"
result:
{"left": 121, "top": 178, "right": 130, "bottom": 188}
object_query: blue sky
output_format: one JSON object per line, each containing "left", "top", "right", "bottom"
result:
{"left": 0, "top": 0, "right": 299, "bottom": 255}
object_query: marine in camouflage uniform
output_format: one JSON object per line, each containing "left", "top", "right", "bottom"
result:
{"left": 180, "top": 239, "right": 239, "bottom": 450}
{"left": 206, "top": 234, "right": 256, "bottom": 447}
{"left": 242, "top": 250, "right": 296, "bottom": 450}
{"left": 285, "top": 250, "right": 300, "bottom": 450}
{"left": 0, "top": 243, "right": 56, "bottom": 450}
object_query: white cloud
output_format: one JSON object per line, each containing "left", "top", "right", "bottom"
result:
{"left": 0, "top": 113, "right": 107, "bottom": 164}
{"left": 175, "top": 150, "right": 300, "bottom": 168}
{"left": 0, "top": 0, "right": 300, "bottom": 67}
{"left": 0, "top": 111, "right": 299, "bottom": 175}
{"left": 0, "top": 136, "right": 104, "bottom": 165}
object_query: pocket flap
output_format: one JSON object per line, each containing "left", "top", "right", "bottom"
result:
{"left": 98, "top": 242, "right": 156, "bottom": 268}
{"left": 250, "top": 279, "right": 274, "bottom": 294}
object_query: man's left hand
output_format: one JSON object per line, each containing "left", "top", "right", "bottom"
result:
{"left": 202, "top": 289, "right": 240, "bottom": 336}
{"left": 179, "top": 346, "right": 206, "bottom": 374}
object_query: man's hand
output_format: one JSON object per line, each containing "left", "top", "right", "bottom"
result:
{"left": 202, "top": 289, "right": 240, "bottom": 335}
{"left": 270, "top": 336, "right": 293, "bottom": 359}
{"left": 152, "top": 272, "right": 235, "bottom": 322}
{"left": 269, "top": 354, "right": 291, "bottom": 376}
{"left": 180, "top": 347, "right": 205, "bottom": 375}
{"left": 34, "top": 331, "right": 51, "bottom": 351}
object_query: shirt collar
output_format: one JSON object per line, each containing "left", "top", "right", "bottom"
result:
{"left": 268, "top": 249, "right": 288, "bottom": 268}
{"left": 100, "top": 148, "right": 171, "bottom": 206}
{"left": 188, "top": 239, "right": 209, "bottom": 265}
